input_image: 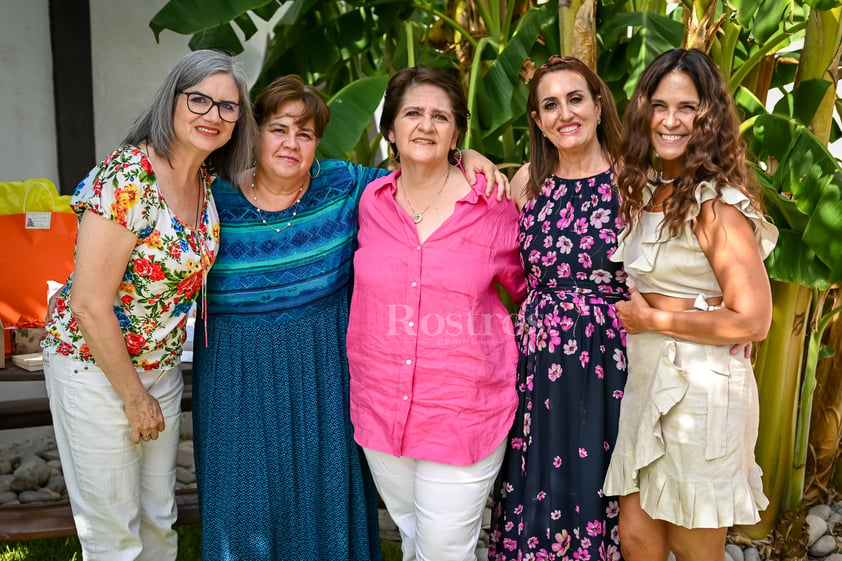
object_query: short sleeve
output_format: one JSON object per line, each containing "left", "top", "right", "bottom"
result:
{"left": 694, "top": 181, "right": 778, "bottom": 260}
{"left": 72, "top": 145, "right": 156, "bottom": 238}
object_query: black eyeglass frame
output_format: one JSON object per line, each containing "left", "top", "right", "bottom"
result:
{"left": 178, "top": 90, "right": 242, "bottom": 123}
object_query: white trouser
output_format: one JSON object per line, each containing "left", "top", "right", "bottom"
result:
{"left": 43, "top": 350, "right": 182, "bottom": 561}
{"left": 363, "top": 440, "right": 506, "bottom": 561}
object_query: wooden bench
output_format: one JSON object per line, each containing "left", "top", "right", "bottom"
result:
{"left": 0, "top": 366, "right": 199, "bottom": 542}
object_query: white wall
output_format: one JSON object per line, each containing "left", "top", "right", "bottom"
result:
{"left": 89, "top": 0, "right": 191, "bottom": 161}
{"left": 0, "top": 0, "right": 58, "bottom": 184}
{"left": 0, "top": 0, "right": 273, "bottom": 190}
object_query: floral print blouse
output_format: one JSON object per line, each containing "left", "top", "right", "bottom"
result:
{"left": 42, "top": 145, "right": 220, "bottom": 370}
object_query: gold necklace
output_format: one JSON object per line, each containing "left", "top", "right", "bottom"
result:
{"left": 250, "top": 171, "right": 304, "bottom": 233}
{"left": 402, "top": 165, "right": 450, "bottom": 224}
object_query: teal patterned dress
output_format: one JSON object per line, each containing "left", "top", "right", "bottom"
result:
{"left": 193, "top": 159, "right": 388, "bottom": 561}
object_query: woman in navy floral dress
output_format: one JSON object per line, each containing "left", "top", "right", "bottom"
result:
{"left": 489, "top": 56, "right": 627, "bottom": 561}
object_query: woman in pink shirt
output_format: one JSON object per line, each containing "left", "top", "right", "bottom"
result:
{"left": 347, "top": 66, "right": 526, "bottom": 561}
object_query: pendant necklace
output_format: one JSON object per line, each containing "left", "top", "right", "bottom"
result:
{"left": 648, "top": 171, "right": 676, "bottom": 211}
{"left": 251, "top": 171, "right": 304, "bottom": 233}
{"left": 402, "top": 165, "right": 450, "bottom": 224}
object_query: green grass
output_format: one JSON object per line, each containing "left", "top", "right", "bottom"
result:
{"left": 1, "top": 527, "right": 403, "bottom": 561}
{"left": 0, "top": 525, "right": 200, "bottom": 561}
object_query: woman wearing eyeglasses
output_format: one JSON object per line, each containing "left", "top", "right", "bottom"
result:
{"left": 41, "top": 49, "right": 257, "bottom": 561}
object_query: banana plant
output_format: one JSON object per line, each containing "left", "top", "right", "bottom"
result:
{"left": 739, "top": 97, "right": 842, "bottom": 536}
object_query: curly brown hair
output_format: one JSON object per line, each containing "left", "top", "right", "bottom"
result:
{"left": 525, "top": 55, "right": 622, "bottom": 198}
{"left": 616, "top": 48, "right": 763, "bottom": 237}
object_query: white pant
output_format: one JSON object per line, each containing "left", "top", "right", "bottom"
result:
{"left": 43, "top": 351, "right": 182, "bottom": 561}
{"left": 363, "top": 441, "right": 506, "bottom": 561}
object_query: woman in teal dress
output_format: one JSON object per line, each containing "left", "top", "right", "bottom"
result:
{"left": 192, "top": 74, "right": 506, "bottom": 560}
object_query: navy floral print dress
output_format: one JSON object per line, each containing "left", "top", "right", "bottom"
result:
{"left": 489, "top": 170, "right": 627, "bottom": 561}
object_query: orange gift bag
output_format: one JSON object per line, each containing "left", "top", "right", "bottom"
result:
{"left": 0, "top": 179, "right": 77, "bottom": 329}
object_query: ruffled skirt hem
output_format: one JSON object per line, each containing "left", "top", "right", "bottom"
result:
{"left": 604, "top": 450, "right": 768, "bottom": 528}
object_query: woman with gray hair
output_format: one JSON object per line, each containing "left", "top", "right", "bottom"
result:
{"left": 41, "top": 49, "right": 256, "bottom": 560}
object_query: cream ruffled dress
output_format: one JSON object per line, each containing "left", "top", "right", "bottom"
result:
{"left": 603, "top": 180, "right": 778, "bottom": 529}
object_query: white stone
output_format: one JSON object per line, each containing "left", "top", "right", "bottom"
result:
{"left": 40, "top": 449, "right": 60, "bottom": 462}
{"left": 175, "top": 466, "right": 196, "bottom": 484}
{"left": 18, "top": 488, "right": 61, "bottom": 504}
{"left": 808, "top": 534, "right": 838, "bottom": 557}
{"left": 742, "top": 547, "right": 761, "bottom": 561}
{"left": 810, "top": 504, "right": 834, "bottom": 520}
{"left": 46, "top": 475, "right": 65, "bottom": 494}
{"left": 0, "top": 490, "right": 18, "bottom": 505}
{"left": 725, "top": 543, "right": 744, "bottom": 561}
{"left": 176, "top": 440, "right": 194, "bottom": 468}
{"left": 807, "top": 513, "right": 829, "bottom": 545}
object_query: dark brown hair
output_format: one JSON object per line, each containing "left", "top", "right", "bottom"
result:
{"left": 253, "top": 75, "right": 330, "bottom": 138}
{"left": 526, "top": 55, "right": 622, "bottom": 197}
{"left": 617, "top": 48, "right": 763, "bottom": 236}
{"left": 379, "top": 65, "right": 469, "bottom": 165}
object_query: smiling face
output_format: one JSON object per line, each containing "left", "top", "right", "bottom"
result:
{"left": 257, "top": 99, "right": 318, "bottom": 184}
{"left": 649, "top": 70, "right": 699, "bottom": 175}
{"left": 173, "top": 72, "right": 239, "bottom": 157}
{"left": 532, "top": 69, "right": 601, "bottom": 157}
{"left": 387, "top": 83, "right": 459, "bottom": 166}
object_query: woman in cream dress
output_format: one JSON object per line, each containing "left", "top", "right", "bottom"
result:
{"left": 603, "top": 48, "right": 778, "bottom": 561}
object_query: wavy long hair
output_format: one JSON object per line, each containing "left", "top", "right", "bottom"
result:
{"left": 525, "top": 55, "right": 622, "bottom": 198}
{"left": 617, "top": 48, "right": 763, "bottom": 236}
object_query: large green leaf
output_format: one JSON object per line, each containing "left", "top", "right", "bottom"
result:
{"left": 772, "top": 78, "right": 833, "bottom": 126}
{"left": 728, "top": 0, "right": 763, "bottom": 27}
{"left": 753, "top": 0, "right": 789, "bottom": 43}
{"left": 745, "top": 113, "right": 842, "bottom": 283}
{"left": 254, "top": 2, "right": 412, "bottom": 95}
{"left": 600, "top": 12, "right": 683, "bottom": 98}
{"left": 764, "top": 230, "right": 832, "bottom": 289}
{"left": 188, "top": 24, "right": 244, "bottom": 54}
{"left": 149, "top": 0, "right": 277, "bottom": 41}
{"left": 804, "top": 0, "right": 842, "bottom": 11}
{"left": 475, "top": 2, "right": 555, "bottom": 134}
{"left": 317, "top": 75, "right": 389, "bottom": 160}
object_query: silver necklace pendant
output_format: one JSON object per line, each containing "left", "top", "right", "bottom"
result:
{"left": 412, "top": 213, "right": 423, "bottom": 224}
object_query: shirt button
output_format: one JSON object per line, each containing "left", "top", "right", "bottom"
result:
{"left": 416, "top": 245, "right": 421, "bottom": 250}
{"left": 408, "top": 321, "right": 414, "bottom": 327}
{"left": 406, "top": 359, "right": 412, "bottom": 365}
{"left": 403, "top": 395, "right": 408, "bottom": 400}
{"left": 411, "top": 282, "right": 417, "bottom": 287}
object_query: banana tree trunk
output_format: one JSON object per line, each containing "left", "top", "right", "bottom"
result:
{"left": 739, "top": 280, "right": 812, "bottom": 539}
{"left": 798, "top": 7, "right": 842, "bottom": 145}
{"left": 805, "top": 288, "right": 842, "bottom": 503}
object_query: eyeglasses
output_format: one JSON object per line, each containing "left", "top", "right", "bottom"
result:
{"left": 179, "top": 91, "right": 241, "bottom": 123}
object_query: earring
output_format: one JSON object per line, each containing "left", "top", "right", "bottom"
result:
{"left": 455, "top": 148, "right": 462, "bottom": 164}
{"left": 308, "top": 159, "right": 321, "bottom": 178}
{"left": 392, "top": 146, "right": 400, "bottom": 162}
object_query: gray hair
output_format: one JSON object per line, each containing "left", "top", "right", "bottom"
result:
{"left": 122, "top": 49, "right": 257, "bottom": 183}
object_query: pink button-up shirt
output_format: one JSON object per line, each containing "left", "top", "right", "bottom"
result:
{"left": 348, "top": 170, "right": 526, "bottom": 465}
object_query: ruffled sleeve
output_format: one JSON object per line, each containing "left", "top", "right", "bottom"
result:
{"left": 72, "top": 145, "right": 156, "bottom": 238}
{"left": 609, "top": 181, "right": 657, "bottom": 266}
{"left": 693, "top": 181, "right": 778, "bottom": 259}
